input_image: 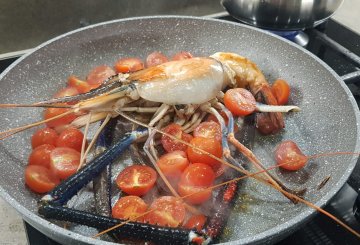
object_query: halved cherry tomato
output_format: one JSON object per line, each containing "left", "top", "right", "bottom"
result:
{"left": 114, "top": 58, "right": 144, "bottom": 73}
{"left": 156, "top": 150, "right": 189, "bottom": 179}
{"left": 178, "top": 163, "right": 215, "bottom": 204}
{"left": 224, "top": 88, "right": 256, "bottom": 116}
{"left": 53, "top": 86, "right": 79, "bottom": 105}
{"left": 49, "top": 147, "right": 81, "bottom": 179}
{"left": 172, "top": 51, "right": 193, "bottom": 61}
{"left": 25, "top": 165, "right": 60, "bottom": 193}
{"left": 184, "top": 214, "right": 207, "bottom": 232}
{"left": 187, "top": 137, "right": 222, "bottom": 169}
{"left": 193, "top": 121, "right": 221, "bottom": 141}
{"left": 274, "top": 140, "right": 308, "bottom": 171}
{"left": 87, "top": 65, "right": 116, "bottom": 86}
{"left": 44, "top": 107, "right": 77, "bottom": 128}
{"left": 31, "top": 127, "right": 58, "bottom": 148}
{"left": 112, "top": 196, "right": 148, "bottom": 221}
{"left": 56, "top": 127, "right": 85, "bottom": 152}
{"left": 144, "top": 196, "right": 186, "bottom": 227}
{"left": 116, "top": 165, "right": 157, "bottom": 196}
{"left": 161, "top": 123, "right": 193, "bottom": 153}
{"left": 146, "top": 51, "right": 168, "bottom": 67}
{"left": 272, "top": 79, "right": 290, "bottom": 105}
{"left": 28, "top": 144, "right": 55, "bottom": 168}
{"left": 68, "top": 75, "right": 92, "bottom": 93}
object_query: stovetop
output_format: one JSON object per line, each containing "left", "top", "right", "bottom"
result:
{"left": 1, "top": 14, "right": 360, "bottom": 245}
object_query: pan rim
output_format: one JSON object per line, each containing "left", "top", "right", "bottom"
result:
{"left": 0, "top": 15, "right": 359, "bottom": 245}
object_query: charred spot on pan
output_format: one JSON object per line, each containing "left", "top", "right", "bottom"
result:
{"left": 317, "top": 176, "right": 331, "bottom": 190}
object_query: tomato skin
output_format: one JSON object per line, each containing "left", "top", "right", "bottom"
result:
{"left": 180, "top": 163, "right": 215, "bottom": 187}
{"left": 184, "top": 214, "right": 207, "bottom": 231}
{"left": 87, "top": 65, "right": 116, "bottom": 85}
{"left": 25, "top": 165, "right": 60, "bottom": 193}
{"left": 274, "top": 140, "right": 308, "bottom": 171}
{"left": 31, "top": 127, "right": 59, "bottom": 148}
{"left": 44, "top": 107, "right": 77, "bottom": 128}
{"left": 28, "top": 144, "right": 55, "bottom": 168}
{"left": 193, "top": 121, "right": 221, "bottom": 141}
{"left": 56, "top": 127, "right": 85, "bottom": 152}
{"left": 49, "top": 147, "right": 81, "bottom": 179}
{"left": 172, "top": 51, "right": 193, "bottom": 61}
{"left": 178, "top": 183, "right": 212, "bottom": 205}
{"left": 187, "top": 137, "right": 222, "bottom": 169}
{"left": 156, "top": 150, "right": 189, "bottom": 179}
{"left": 224, "top": 88, "right": 256, "bottom": 116}
{"left": 116, "top": 165, "right": 157, "bottom": 196}
{"left": 112, "top": 196, "right": 148, "bottom": 221}
{"left": 161, "top": 123, "right": 193, "bottom": 153}
{"left": 68, "top": 75, "right": 92, "bottom": 93}
{"left": 146, "top": 51, "right": 168, "bottom": 67}
{"left": 144, "top": 196, "right": 186, "bottom": 227}
{"left": 272, "top": 79, "right": 290, "bottom": 105}
{"left": 114, "top": 58, "right": 144, "bottom": 73}
{"left": 178, "top": 163, "right": 215, "bottom": 204}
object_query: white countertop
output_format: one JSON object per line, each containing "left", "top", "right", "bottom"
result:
{"left": 1, "top": 1, "right": 359, "bottom": 244}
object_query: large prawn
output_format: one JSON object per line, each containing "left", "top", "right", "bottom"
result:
{"left": 0, "top": 52, "right": 358, "bottom": 244}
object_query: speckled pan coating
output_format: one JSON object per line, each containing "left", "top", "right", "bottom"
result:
{"left": 0, "top": 16, "right": 359, "bottom": 245}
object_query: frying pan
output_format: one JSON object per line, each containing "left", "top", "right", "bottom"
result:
{"left": 0, "top": 16, "right": 359, "bottom": 244}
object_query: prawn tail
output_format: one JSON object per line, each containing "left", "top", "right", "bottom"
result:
{"left": 253, "top": 84, "right": 285, "bottom": 135}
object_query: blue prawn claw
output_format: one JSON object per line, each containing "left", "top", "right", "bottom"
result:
{"left": 40, "top": 130, "right": 146, "bottom": 206}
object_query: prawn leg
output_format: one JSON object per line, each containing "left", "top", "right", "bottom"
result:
{"left": 39, "top": 204, "right": 208, "bottom": 245}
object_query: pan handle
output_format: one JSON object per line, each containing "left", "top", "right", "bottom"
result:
{"left": 348, "top": 161, "right": 360, "bottom": 222}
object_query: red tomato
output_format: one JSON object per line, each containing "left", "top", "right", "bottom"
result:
{"left": 87, "top": 65, "right": 116, "bottom": 85}
{"left": 187, "top": 137, "right": 222, "bottom": 169}
{"left": 112, "top": 196, "right": 148, "bottom": 221}
{"left": 224, "top": 88, "right": 256, "bottom": 116}
{"left": 272, "top": 79, "right": 290, "bottom": 105}
{"left": 44, "top": 108, "right": 77, "bottom": 128}
{"left": 161, "top": 123, "right": 193, "bottom": 153}
{"left": 49, "top": 147, "right": 81, "bottom": 179}
{"left": 25, "top": 165, "right": 60, "bottom": 193}
{"left": 193, "top": 121, "right": 221, "bottom": 141}
{"left": 274, "top": 140, "right": 308, "bottom": 171}
{"left": 184, "top": 214, "right": 207, "bottom": 231}
{"left": 28, "top": 144, "right": 55, "bottom": 168}
{"left": 146, "top": 51, "right": 168, "bottom": 67}
{"left": 68, "top": 75, "right": 92, "bottom": 93}
{"left": 172, "top": 51, "right": 193, "bottom": 61}
{"left": 144, "top": 196, "right": 186, "bottom": 227}
{"left": 53, "top": 86, "right": 79, "bottom": 105}
{"left": 116, "top": 165, "right": 157, "bottom": 196}
{"left": 178, "top": 163, "right": 215, "bottom": 204}
{"left": 114, "top": 58, "right": 144, "bottom": 73}
{"left": 31, "top": 127, "right": 58, "bottom": 148}
{"left": 156, "top": 150, "right": 189, "bottom": 178}
{"left": 56, "top": 127, "right": 85, "bottom": 152}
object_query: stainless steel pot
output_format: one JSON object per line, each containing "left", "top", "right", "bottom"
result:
{"left": 221, "top": 0, "right": 344, "bottom": 30}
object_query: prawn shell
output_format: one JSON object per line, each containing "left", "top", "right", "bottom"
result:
{"left": 133, "top": 57, "right": 227, "bottom": 105}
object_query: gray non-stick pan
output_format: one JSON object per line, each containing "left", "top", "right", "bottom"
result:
{"left": 0, "top": 16, "right": 359, "bottom": 245}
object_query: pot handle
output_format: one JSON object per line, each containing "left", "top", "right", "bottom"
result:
{"left": 347, "top": 161, "right": 360, "bottom": 222}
